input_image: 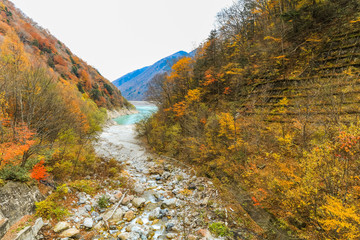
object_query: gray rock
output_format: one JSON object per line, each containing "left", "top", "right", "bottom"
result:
{"left": 162, "top": 198, "right": 177, "bottom": 208}
{"left": 15, "top": 226, "right": 33, "bottom": 240}
{"left": 118, "top": 232, "right": 130, "bottom": 240}
{"left": 124, "top": 210, "right": 135, "bottom": 221}
{"left": 32, "top": 218, "right": 44, "bottom": 235}
{"left": 166, "top": 223, "right": 175, "bottom": 232}
{"left": 0, "top": 216, "right": 9, "bottom": 239}
{"left": 84, "top": 205, "right": 92, "bottom": 212}
{"left": 111, "top": 208, "right": 123, "bottom": 222}
{"left": 132, "top": 197, "right": 146, "bottom": 208}
{"left": 59, "top": 228, "right": 80, "bottom": 238}
{"left": 109, "top": 229, "right": 118, "bottom": 235}
{"left": 83, "top": 218, "right": 94, "bottom": 228}
{"left": 91, "top": 211, "right": 99, "bottom": 217}
{"left": 166, "top": 233, "right": 177, "bottom": 239}
{"left": 54, "top": 221, "right": 70, "bottom": 233}
{"left": 78, "top": 197, "right": 86, "bottom": 205}
{"left": 93, "top": 221, "right": 103, "bottom": 231}
{"left": 0, "top": 182, "right": 43, "bottom": 239}
{"left": 134, "top": 184, "right": 145, "bottom": 195}
{"left": 109, "top": 196, "right": 117, "bottom": 204}
{"left": 160, "top": 208, "right": 169, "bottom": 218}
{"left": 121, "top": 195, "right": 134, "bottom": 205}
{"left": 148, "top": 207, "right": 161, "bottom": 220}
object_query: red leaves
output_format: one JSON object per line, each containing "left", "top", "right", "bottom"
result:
{"left": 0, "top": 121, "right": 36, "bottom": 167}
{"left": 53, "top": 55, "right": 66, "bottom": 66}
{"left": 223, "top": 87, "right": 231, "bottom": 95}
{"left": 252, "top": 196, "right": 261, "bottom": 206}
{"left": 203, "top": 69, "right": 217, "bottom": 86}
{"left": 30, "top": 160, "right": 48, "bottom": 182}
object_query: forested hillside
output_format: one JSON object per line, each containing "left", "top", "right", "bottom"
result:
{"left": 0, "top": 0, "right": 127, "bottom": 196}
{"left": 0, "top": 0, "right": 127, "bottom": 109}
{"left": 140, "top": 0, "right": 360, "bottom": 238}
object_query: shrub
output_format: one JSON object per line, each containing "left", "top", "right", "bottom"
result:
{"left": 98, "top": 195, "right": 110, "bottom": 208}
{"left": 30, "top": 160, "right": 49, "bottom": 182}
{"left": 35, "top": 199, "right": 68, "bottom": 220}
{"left": 53, "top": 184, "right": 69, "bottom": 199}
{"left": 68, "top": 180, "right": 96, "bottom": 194}
{"left": 0, "top": 164, "right": 30, "bottom": 182}
{"left": 209, "top": 222, "right": 232, "bottom": 237}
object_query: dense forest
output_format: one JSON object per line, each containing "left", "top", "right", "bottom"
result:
{"left": 0, "top": 0, "right": 127, "bottom": 194}
{"left": 141, "top": 0, "right": 360, "bottom": 238}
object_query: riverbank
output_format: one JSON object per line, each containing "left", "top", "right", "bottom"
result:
{"left": 7, "top": 103, "right": 260, "bottom": 239}
{"left": 106, "top": 108, "right": 139, "bottom": 122}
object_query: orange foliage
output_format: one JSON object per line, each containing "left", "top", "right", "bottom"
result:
{"left": 223, "top": 87, "right": 231, "bottom": 95}
{"left": 0, "top": 121, "right": 36, "bottom": 167}
{"left": 203, "top": 69, "right": 217, "bottom": 86}
{"left": 30, "top": 160, "right": 48, "bottom": 181}
{"left": 172, "top": 101, "right": 187, "bottom": 117}
{"left": 53, "top": 55, "right": 66, "bottom": 66}
{"left": 79, "top": 69, "right": 92, "bottom": 90}
{"left": 0, "top": 21, "right": 10, "bottom": 35}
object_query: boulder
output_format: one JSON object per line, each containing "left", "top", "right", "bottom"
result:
{"left": 122, "top": 195, "right": 134, "bottom": 205}
{"left": 53, "top": 221, "right": 70, "bottom": 233}
{"left": 114, "top": 191, "right": 123, "bottom": 200}
{"left": 124, "top": 210, "right": 135, "bottom": 221}
{"left": 83, "top": 218, "right": 93, "bottom": 228}
{"left": 32, "top": 218, "right": 44, "bottom": 235}
{"left": 84, "top": 204, "right": 92, "bottom": 212}
{"left": 134, "top": 184, "right": 145, "bottom": 195}
{"left": 118, "top": 232, "right": 130, "bottom": 240}
{"left": 166, "top": 233, "right": 177, "bottom": 239}
{"left": 59, "top": 228, "right": 80, "bottom": 238}
{"left": 111, "top": 208, "right": 123, "bottom": 222}
{"left": 162, "top": 198, "right": 177, "bottom": 208}
{"left": 132, "top": 198, "right": 146, "bottom": 208}
{"left": 148, "top": 207, "right": 161, "bottom": 220}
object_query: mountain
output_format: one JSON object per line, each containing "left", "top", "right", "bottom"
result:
{"left": 0, "top": 0, "right": 127, "bottom": 109}
{"left": 113, "top": 51, "right": 193, "bottom": 100}
{"left": 140, "top": 0, "right": 360, "bottom": 239}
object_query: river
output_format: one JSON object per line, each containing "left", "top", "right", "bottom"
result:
{"left": 113, "top": 101, "right": 158, "bottom": 125}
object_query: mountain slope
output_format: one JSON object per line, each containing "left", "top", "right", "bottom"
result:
{"left": 1, "top": 0, "right": 127, "bottom": 109}
{"left": 141, "top": 0, "right": 360, "bottom": 239}
{"left": 113, "top": 51, "right": 192, "bottom": 100}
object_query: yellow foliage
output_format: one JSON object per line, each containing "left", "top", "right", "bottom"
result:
{"left": 0, "top": 30, "right": 29, "bottom": 70}
{"left": 264, "top": 36, "right": 282, "bottom": 42}
{"left": 185, "top": 89, "right": 201, "bottom": 103}
{"left": 272, "top": 55, "right": 287, "bottom": 60}
{"left": 319, "top": 196, "right": 360, "bottom": 239}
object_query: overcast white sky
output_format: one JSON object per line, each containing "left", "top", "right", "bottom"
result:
{"left": 11, "top": 0, "right": 234, "bottom": 81}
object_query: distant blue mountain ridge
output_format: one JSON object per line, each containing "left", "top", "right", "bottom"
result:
{"left": 113, "top": 50, "right": 195, "bottom": 100}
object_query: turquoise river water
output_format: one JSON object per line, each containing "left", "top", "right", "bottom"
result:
{"left": 113, "top": 101, "right": 157, "bottom": 125}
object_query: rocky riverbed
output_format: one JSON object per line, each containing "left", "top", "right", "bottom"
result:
{"left": 90, "top": 123, "right": 226, "bottom": 239}
{"left": 38, "top": 118, "right": 235, "bottom": 239}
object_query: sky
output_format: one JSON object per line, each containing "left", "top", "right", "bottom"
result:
{"left": 10, "top": 0, "right": 234, "bottom": 81}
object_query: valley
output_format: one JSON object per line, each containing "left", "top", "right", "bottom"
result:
{"left": 2, "top": 0, "right": 360, "bottom": 239}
